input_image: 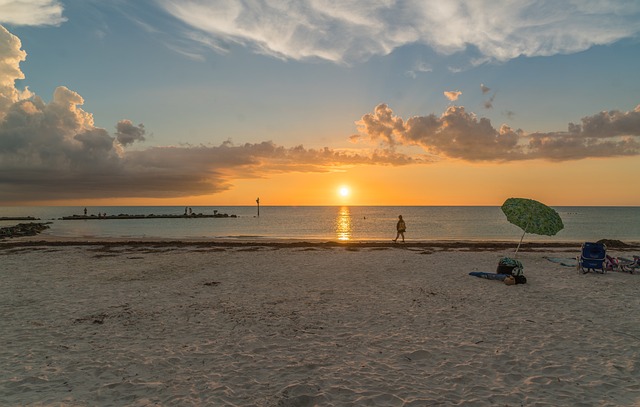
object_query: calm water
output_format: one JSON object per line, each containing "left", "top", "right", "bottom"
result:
{"left": 1, "top": 206, "right": 639, "bottom": 243}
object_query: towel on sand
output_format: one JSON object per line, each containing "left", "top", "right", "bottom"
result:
{"left": 469, "top": 272, "right": 510, "bottom": 280}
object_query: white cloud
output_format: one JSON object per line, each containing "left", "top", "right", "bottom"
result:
{"left": 156, "top": 0, "right": 640, "bottom": 64}
{"left": 0, "top": 0, "right": 66, "bottom": 26}
{"left": 0, "top": 25, "right": 31, "bottom": 119}
{"left": 405, "top": 61, "right": 432, "bottom": 78}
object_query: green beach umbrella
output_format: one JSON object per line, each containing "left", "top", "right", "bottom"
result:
{"left": 501, "top": 197, "right": 564, "bottom": 256}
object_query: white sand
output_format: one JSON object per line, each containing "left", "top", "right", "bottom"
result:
{"left": 1, "top": 241, "right": 639, "bottom": 406}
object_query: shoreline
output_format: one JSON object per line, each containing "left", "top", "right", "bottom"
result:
{"left": 2, "top": 233, "right": 639, "bottom": 252}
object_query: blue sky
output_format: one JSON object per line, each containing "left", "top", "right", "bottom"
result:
{"left": 1, "top": 0, "right": 640, "bottom": 205}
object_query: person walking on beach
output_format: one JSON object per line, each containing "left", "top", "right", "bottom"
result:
{"left": 393, "top": 215, "right": 406, "bottom": 243}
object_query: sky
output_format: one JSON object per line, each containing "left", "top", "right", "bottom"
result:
{"left": 1, "top": 0, "right": 639, "bottom": 207}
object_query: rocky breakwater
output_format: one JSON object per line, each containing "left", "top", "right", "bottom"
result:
{"left": 62, "top": 212, "right": 237, "bottom": 220}
{"left": 0, "top": 222, "right": 51, "bottom": 239}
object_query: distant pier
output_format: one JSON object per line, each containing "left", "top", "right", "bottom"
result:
{"left": 61, "top": 213, "right": 237, "bottom": 220}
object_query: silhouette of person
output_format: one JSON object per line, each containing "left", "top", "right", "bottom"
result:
{"left": 84, "top": 207, "right": 87, "bottom": 216}
{"left": 393, "top": 215, "right": 406, "bottom": 243}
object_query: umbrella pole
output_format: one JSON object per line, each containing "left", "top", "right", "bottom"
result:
{"left": 514, "top": 229, "right": 526, "bottom": 257}
{"left": 514, "top": 220, "right": 530, "bottom": 258}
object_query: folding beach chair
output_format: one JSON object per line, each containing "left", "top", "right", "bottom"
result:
{"left": 578, "top": 242, "right": 606, "bottom": 274}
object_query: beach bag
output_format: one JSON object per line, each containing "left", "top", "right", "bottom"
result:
{"left": 497, "top": 257, "right": 523, "bottom": 276}
{"left": 605, "top": 255, "right": 619, "bottom": 271}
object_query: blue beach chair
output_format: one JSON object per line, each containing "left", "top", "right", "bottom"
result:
{"left": 578, "top": 242, "right": 606, "bottom": 274}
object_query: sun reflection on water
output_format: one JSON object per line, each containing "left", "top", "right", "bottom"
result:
{"left": 335, "top": 206, "right": 352, "bottom": 241}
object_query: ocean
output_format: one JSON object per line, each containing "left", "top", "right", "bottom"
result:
{"left": 1, "top": 206, "right": 639, "bottom": 243}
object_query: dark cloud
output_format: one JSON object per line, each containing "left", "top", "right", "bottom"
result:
{"left": 0, "top": 135, "right": 417, "bottom": 203}
{"left": 527, "top": 105, "right": 640, "bottom": 161}
{"left": 480, "top": 84, "right": 495, "bottom": 109}
{"left": 116, "top": 120, "right": 146, "bottom": 146}
{"left": 483, "top": 94, "right": 496, "bottom": 109}
{"left": 0, "top": 88, "right": 416, "bottom": 202}
{"left": 356, "top": 103, "right": 640, "bottom": 162}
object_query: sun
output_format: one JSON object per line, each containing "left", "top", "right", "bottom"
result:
{"left": 339, "top": 186, "right": 350, "bottom": 197}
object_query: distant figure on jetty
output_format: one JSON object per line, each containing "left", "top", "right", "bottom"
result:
{"left": 393, "top": 215, "right": 406, "bottom": 243}
{"left": 184, "top": 207, "right": 188, "bottom": 215}
{"left": 84, "top": 208, "right": 87, "bottom": 216}
{"left": 188, "top": 207, "right": 193, "bottom": 215}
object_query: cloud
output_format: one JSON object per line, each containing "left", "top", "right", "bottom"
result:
{"left": 0, "top": 24, "right": 416, "bottom": 203}
{"left": 356, "top": 103, "right": 640, "bottom": 162}
{"left": 503, "top": 110, "right": 515, "bottom": 119}
{"left": 156, "top": 0, "right": 640, "bottom": 64}
{"left": 444, "top": 90, "right": 462, "bottom": 102}
{"left": 0, "top": 25, "right": 32, "bottom": 120}
{"left": 483, "top": 94, "right": 495, "bottom": 109}
{"left": 405, "top": 61, "right": 432, "bottom": 79}
{"left": 115, "top": 120, "right": 146, "bottom": 146}
{"left": 526, "top": 105, "right": 640, "bottom": 161}
{"left": 481, "top": 84, "right": 496, "bottom": 108}
{"left": 0, "top": 0, "right": 66, "bottom": 26}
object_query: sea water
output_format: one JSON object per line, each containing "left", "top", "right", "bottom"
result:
{"left": 1, "top": 206, "right": 639, "bottom": 242}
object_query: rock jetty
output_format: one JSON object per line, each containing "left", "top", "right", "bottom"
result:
{"left": 61, "top": 213, "right": 237, "bottom": 220}
{"left": 0, "top": 222, "right": 51, "bottom": 239}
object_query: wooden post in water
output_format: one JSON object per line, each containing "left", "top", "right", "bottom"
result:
{"left": 256, "top": 197, "right": 260, "bottom": 217}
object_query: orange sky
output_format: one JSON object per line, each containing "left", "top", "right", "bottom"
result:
{"left": 32, "top": 155, "right": 640, "bottom": 207}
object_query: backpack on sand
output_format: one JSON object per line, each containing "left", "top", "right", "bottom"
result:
{"left": 497, "top": 257, "right": 527, "bottom": 284}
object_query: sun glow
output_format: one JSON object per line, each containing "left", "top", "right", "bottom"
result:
{"left": 339, "top": 186, "right": 350, "bottom": 197}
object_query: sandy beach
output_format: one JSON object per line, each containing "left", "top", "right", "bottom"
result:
{"left": 1, "top": 238, "right": 639, "bottom": 406}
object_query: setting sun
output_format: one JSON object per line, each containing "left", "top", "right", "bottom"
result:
{"left": 339, "top": 186, "right": 350, "bottom": 197}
